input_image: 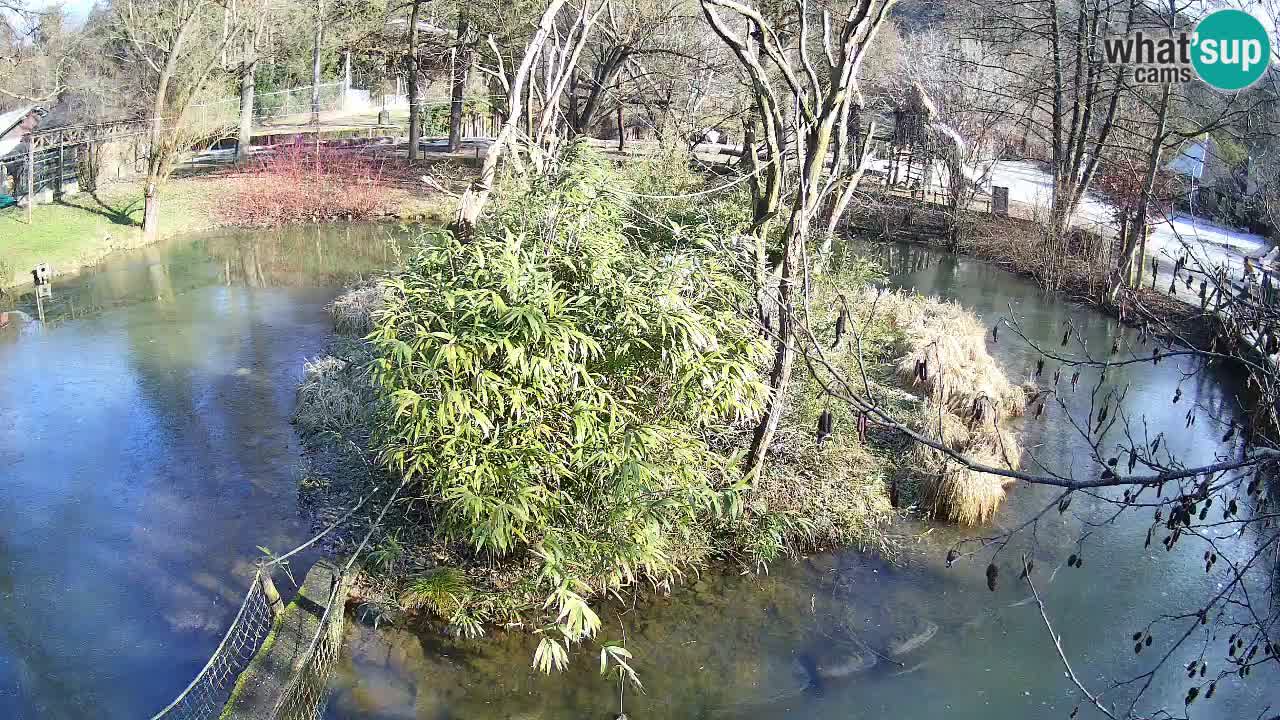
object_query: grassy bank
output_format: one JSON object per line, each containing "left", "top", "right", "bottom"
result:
{"left": 0, "top": 179, "right": 219, "bottom": 287}
{"left": 0, "top": 159, "right": 462, "bottom": 290}
{"left": 846, "top": 198, "right": 1214, "bottom": 346}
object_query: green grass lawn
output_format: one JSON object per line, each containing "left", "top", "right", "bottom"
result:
{"left": 0, "top": 180, "right": 219, "bottom": 287}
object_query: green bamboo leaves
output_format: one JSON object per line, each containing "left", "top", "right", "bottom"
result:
{"left": 370, "top": 145, "right": 770, "bottom": 668}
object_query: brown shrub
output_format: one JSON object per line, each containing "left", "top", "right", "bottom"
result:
{"left": 869, "top": 289, "right": 1026, "bottom": 525}
{"left": 905, "top": 403, "right": 1022, "bottom": 526}
{"left": 869, "top": 288, "right": 1027, "bottom": 418}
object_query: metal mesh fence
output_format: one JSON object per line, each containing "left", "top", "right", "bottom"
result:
{"left": 147, "top": 571, "right": 276, "bottom": 720}
{"left": 268, "top": 577, "right": 348, "bottom": 720}
{"left": 147, "top": 478, "right": 402, "bottom": 720}
{"left": 190, "top": 83, "right": 347, "bottom": 128}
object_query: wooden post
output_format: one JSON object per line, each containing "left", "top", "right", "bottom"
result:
{"left": 617, "top": 104, "right": 624, "bottom": 152}
{"left": 56, "top": 135, "right": 64, "bottom": 199}
{"left": 259, "top": 570, "right": 284, "bottom": 616}
{"left": 26, "top": 138, "right": 34, "bottom": 224}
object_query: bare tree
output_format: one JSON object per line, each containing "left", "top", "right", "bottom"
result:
{"left": 113, "top": 0, "right": 239, "bottom": 242}
{"left": 0, "top": 1, "right": 73, "bottom": 105}
{"left": 454, "top": 0, "right": 601, "bottom": 231}
{"left": 234, "top": 2, "right": 272, "bottom": 161}
{"left": 962, "top": 0, "right": 1134, "bottom": 287}
{"left": 700, "top": 0, "right": 898, "bottom": 477}
{"left": 310, "top": 0, "right": 324, "bottom": 125}
{"left": 447, "top": 4, "right": 472, "bottom": 152}
{"left": 407, "top": 0, "right": 423, "bottom": 160}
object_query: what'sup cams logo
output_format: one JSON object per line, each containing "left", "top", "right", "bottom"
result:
{"left": 1103, "top": 9, "right": 1272, "bottom": 91}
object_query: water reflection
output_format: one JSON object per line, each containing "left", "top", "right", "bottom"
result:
{"left": 0, "top": 223, "right": 403, "bottom": 718}
{"left": 324, "top": 241, "right": 1271, "bottom": 720}
{"left": 0, "top": 223, "right": 406, "bottom": 328}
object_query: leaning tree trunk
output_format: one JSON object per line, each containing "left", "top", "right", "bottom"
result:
{"left": 1112, "top": 82, "right": 1171, "bottom": 301}
{"left": 822, "top": 119, "right": 876, "bottom": 238}
{"left": 447, "top": 12, "right": 470, "bottom": 152}
{"left": 745, "top": 118, "right": 837, "bottom": 477}
{"left": 745, "top": 231, "right": 799, "bottom": 475}
{"left": 453, "top": 0, "right": 569, "bottom": 234}
{"left": 407, "top": 0, "right": 423, "bottom": 160}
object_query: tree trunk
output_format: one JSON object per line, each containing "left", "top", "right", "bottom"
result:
{"left": 142, "top": 178, "right": 162, "bottom": 243}
{"left": 745, "top": 234, "right": 798, "bottom": 476}
{"left": 745, "top": 119, "right": 838, "bottom": 477}
{"left": 1110, "top": 45, "right": 1172, "bottom": 298}
{"left": 408, "top": 0, "right": 422, "bottom": 160}
{"left": 616, "top": 103, "right": 624, "bottom": 152}
{"left": 236, "top": 46, "right": 256, "bottom": 161}
{"left": 822, "top": 119, "right": 876, "bottom": 237}
{"left": 454, "top": 0, "right": 569, "bottom": 234}
{"left": 311, "top": 0, "right": 323, "bottom": 126}
{"left": 574, "top": 52, "right": 626, "bottom": 134}
{"left": 141, "top": 17, "right": 187, "bottom": 245}
{"left": 448, "top": 13, "right": 470, "bottom": 152}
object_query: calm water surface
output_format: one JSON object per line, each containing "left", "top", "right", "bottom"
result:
{"left": 323, "top": 242, "right": 1275, "bottom": 720}
{"left": 0, "top": 224, "right": 403, "bottom": 719}
{"left": 0, "top": 232, "right": 1272, "bottom": 719}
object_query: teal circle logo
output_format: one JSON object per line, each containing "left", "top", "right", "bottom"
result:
{"left": 1192, "top": 9, "right": 1271, "bottom": 91}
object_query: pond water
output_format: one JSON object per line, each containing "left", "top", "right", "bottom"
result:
{"left": 0, "top": 224, "right": 404, "bottom": 719}
{"left": 0, "top": 231, "right": 1271, "bottom": 719}
{"left": 322, "top": 242, "right": 1275, "bottom": 720}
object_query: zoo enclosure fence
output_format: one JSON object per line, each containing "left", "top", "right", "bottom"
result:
{"left": 189, "top": 82, "right": 349, "bottom": 128}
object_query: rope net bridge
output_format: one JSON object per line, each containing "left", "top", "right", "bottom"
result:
{"left": 147, "top": 480, "right": 406, "bottom": 720}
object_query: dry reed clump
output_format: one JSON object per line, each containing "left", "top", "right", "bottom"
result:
{"left": 868, "top": 288, "right": 1026, "bottom": 418}
{"left": 868, "top": 287, "right": 1026, "bottom": 525}
{"left": 293, "top": 354, "right": 376, "bottom": 434}
{"left": 329, "top": 284, "right": 384, "bottom": 336}
{"left": 903, "top": 403, "right": 1022, "bottom": 525}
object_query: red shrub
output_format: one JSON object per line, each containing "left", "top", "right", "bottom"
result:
{"left": 221, "top": 143, "right": 395, "bottom": 226}
{"left": 1095, "top": 156, "right": 1179, "bottom": 219}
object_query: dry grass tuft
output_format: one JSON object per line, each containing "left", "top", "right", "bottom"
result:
{"left": 904, "top": 403, "right": 1022, "bottom": 525}
{"left": 869, "top": 288, "right": 1026, "bottom": 525}
{"left": 868, "top": 288, "right": 1026, "bottom": 418}
{"left": 294, "top": 353, "right": 376, "bottom": 434}
{"left": 329, "top": 284, "right": 384, "bottom": 336}
{"left": 755, "top": 431, "right": 896, "bottom": 552}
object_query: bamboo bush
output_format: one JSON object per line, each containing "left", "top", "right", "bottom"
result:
{"left": 369, "top": 144, "right": 772, "bottom": 661}
{"left": 338, "top": 143, "right": 1026, "bottom": 670}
